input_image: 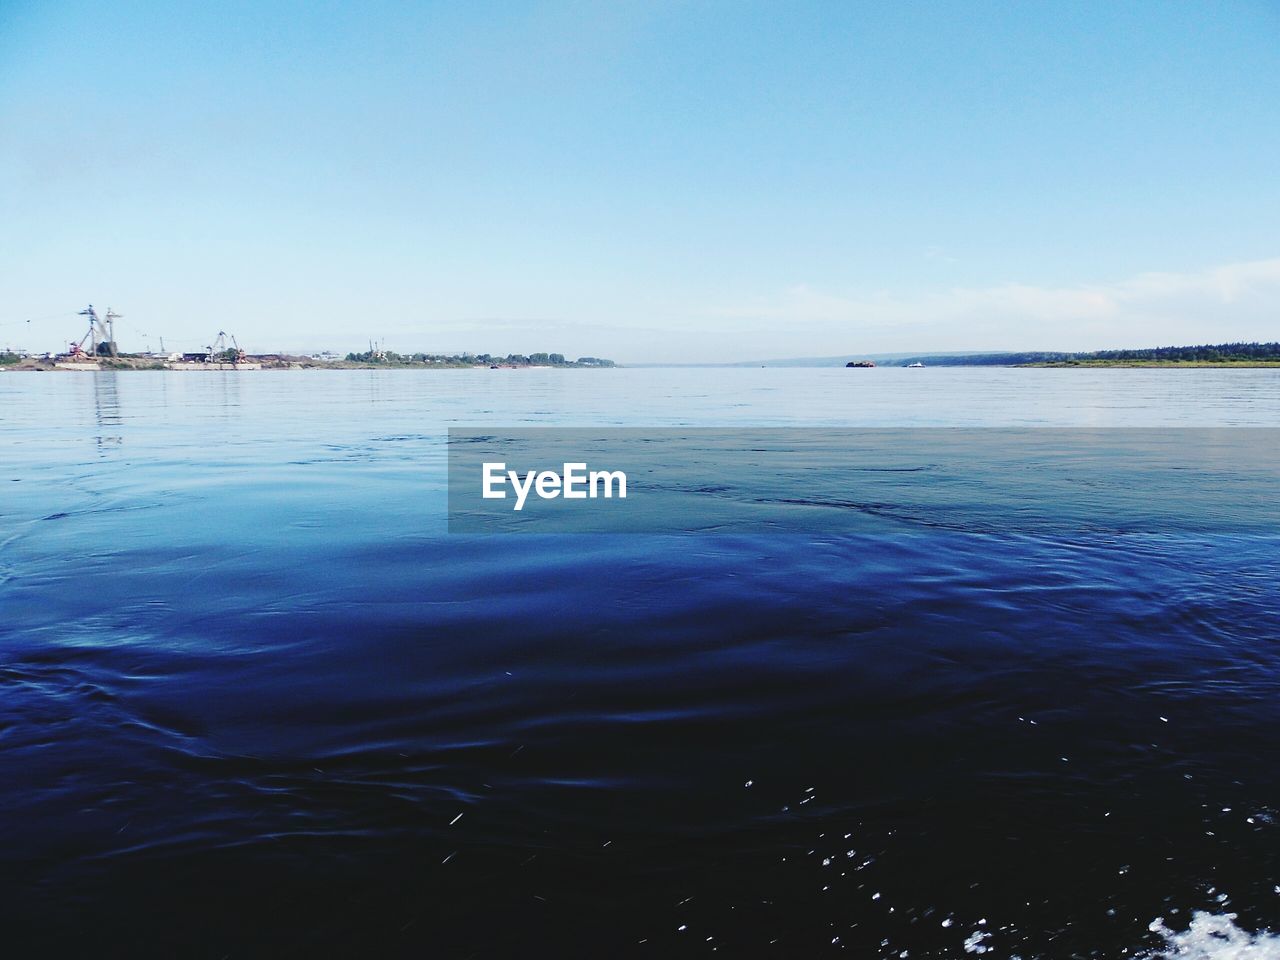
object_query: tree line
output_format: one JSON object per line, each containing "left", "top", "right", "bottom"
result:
{"left": 893, "top": 342, "right": 1280, "bottom": 366}
{"left": 343, "top": 350, "right": 614, "bottom": 367}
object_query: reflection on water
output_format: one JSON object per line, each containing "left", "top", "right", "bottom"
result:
{"left": 1, "top": 369, "right": 1279, "bottom": 957}
{"left": 90, "top": 371, "right": 122, "bottom": 451}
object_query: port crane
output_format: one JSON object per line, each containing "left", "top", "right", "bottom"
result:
{"left": 70, "top": 305, "right": 121, "bottom": 358}
{"left": 207, "top": 330, "right": 246, "bottom": 364}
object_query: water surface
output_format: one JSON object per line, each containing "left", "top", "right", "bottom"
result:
{"left": 2, "top": 368, "right": 1279, "bottom": 958}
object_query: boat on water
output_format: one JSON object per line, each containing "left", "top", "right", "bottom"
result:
{"left": 906, "top": 362, "right": 924, "bottom": 368}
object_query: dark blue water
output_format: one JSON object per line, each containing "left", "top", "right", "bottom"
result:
{"left": 2, "top": 369, "right": 1279, "bottom": 958}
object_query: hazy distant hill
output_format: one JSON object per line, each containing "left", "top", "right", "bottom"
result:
{"left": 629, "top": 343, "right": 1280, "bottom": 367}
{"left": 889, "top": 351, "right": 1067, "bottom": 366}
{"left": 628, "top": 352, "right": 990, "bottom": 368}
{"left": 725, "top": 352, "right": 987, "bottom": 367}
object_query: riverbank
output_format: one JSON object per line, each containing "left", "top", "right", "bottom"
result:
{"left": 0, "top": 357, "right": 615, "bottom": 372}
{"left": 1026, "top": 359, "right": 1280, "bottom": 368}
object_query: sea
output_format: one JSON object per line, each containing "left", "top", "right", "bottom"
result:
{"left": 1, "top": 367, "right": 1279, "bottom": 958}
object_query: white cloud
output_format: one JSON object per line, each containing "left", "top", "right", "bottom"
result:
{"left": 698, "top": 257, "right": 1280, "bottom": 358}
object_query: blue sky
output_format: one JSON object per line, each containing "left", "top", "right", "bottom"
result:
{"left": 2, "top": 0, "right": 1278, "bottom": 361}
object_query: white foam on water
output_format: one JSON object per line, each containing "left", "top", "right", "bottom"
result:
{"left": 1147, "top": 912, "right": 1280, "bottom": 959}
{"left": 962, "top": 929, "right": 991, "bottom": 954}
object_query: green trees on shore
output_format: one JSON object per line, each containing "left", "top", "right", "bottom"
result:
{"left": 341, "top": 350, "right": 614, "bottom": 367}
{"left": 895, "top": 342, "right": 1280, "bottom": 366}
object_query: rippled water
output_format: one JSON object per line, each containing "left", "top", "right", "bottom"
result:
{"left": 2, "top": 368, "right": 1279, "bottom": 958}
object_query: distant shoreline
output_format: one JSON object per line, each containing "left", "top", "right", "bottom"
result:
{"left": 5, "top": 357, "right": 1280, "bottom": 373}
{"left": 0, "top": 363, "right": 618, "bottom": 373}
{"left": 0, "top": 357, "right": 616, "bottom": 373}
{"left": 1023, "top": 359, "right": 1280, "bottom": 368}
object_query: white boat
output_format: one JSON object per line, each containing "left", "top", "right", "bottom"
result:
{"left": 906, "top": 362, "right": 924, "bottom": 368}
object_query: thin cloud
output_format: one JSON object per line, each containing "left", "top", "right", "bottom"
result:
{"left": 703, "top": 257, "right": 1280, "bottom": 355}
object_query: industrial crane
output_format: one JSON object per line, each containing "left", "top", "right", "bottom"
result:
{"left": 70, "top": 305, "right": 120, "bottom": 358}
{"left": 207, "top": 330, "right": 247, "bottom": 364}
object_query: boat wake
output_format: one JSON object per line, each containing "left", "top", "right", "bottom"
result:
{"left": 1147, "top": 913, "right": 1280, "bottom": 959}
